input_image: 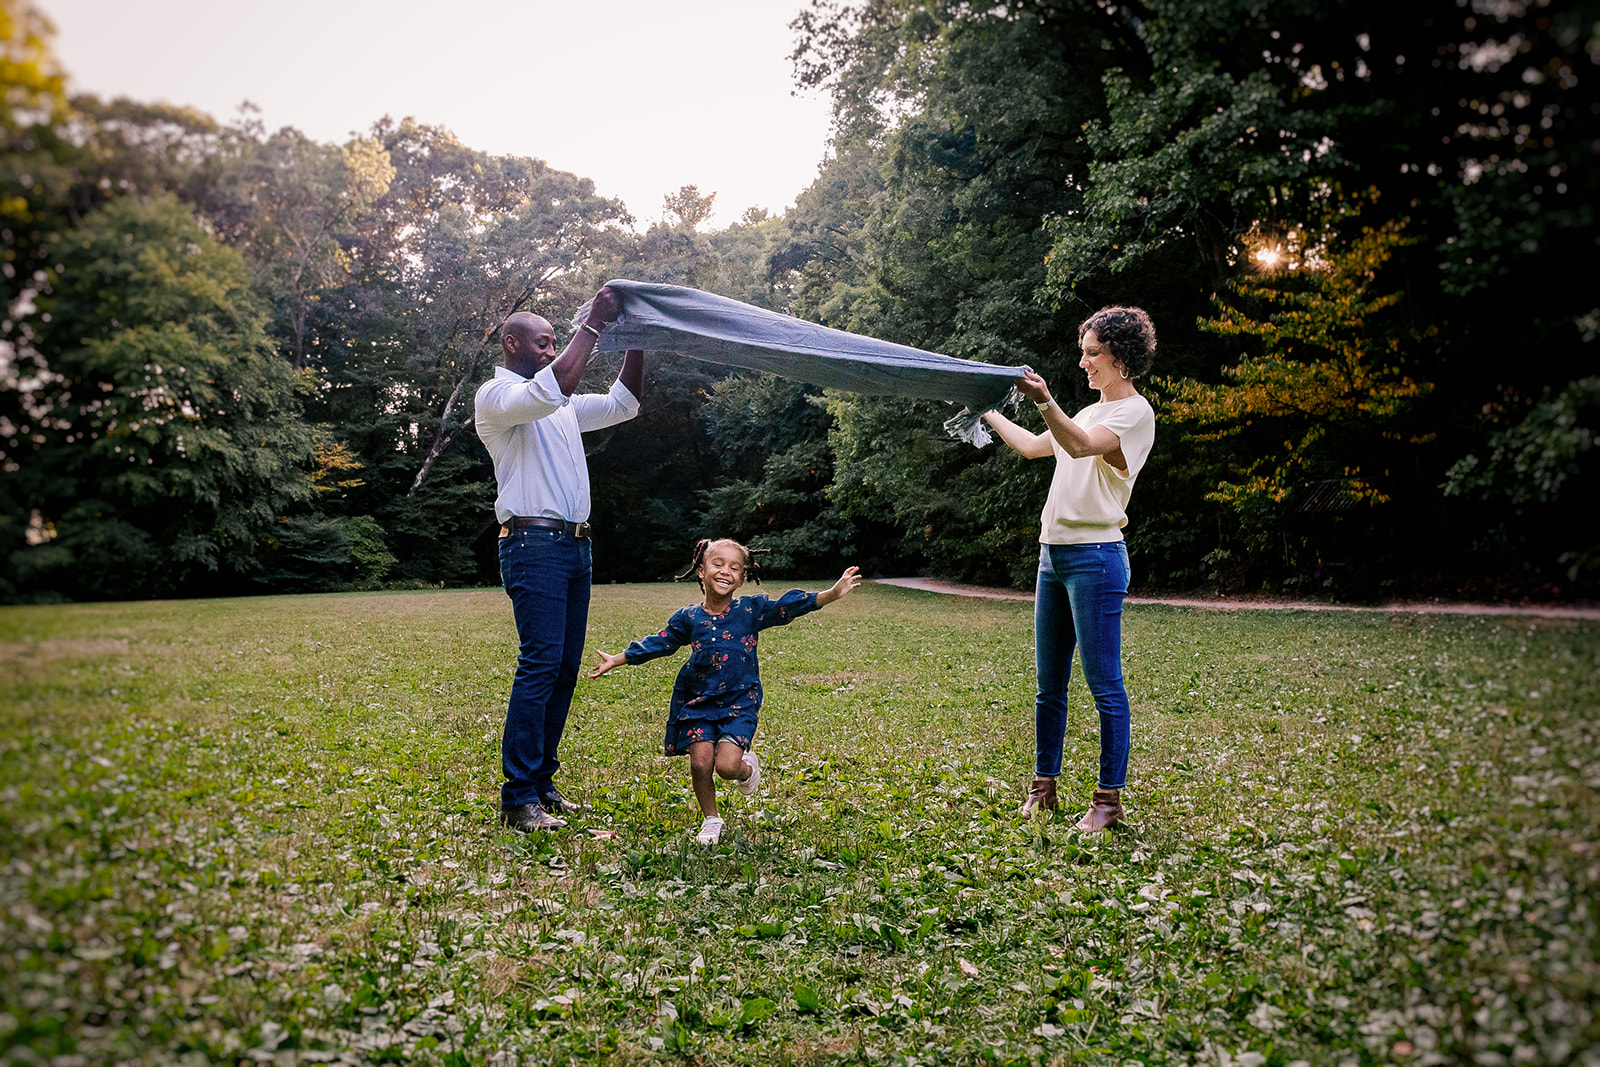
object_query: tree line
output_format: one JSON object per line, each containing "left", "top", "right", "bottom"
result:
{"left": 2, "top": 0, "right": 1595, "bottom": 604}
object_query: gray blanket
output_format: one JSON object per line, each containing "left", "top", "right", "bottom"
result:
{"left": 573, "top": 280, "right": 1028, "bottom": 445}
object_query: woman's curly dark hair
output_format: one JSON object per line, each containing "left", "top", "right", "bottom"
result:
{"left": 1078, "top": 306, "right": 1156, "bottom": 379}
{"left": 675, "top": 537, "right": 763, "bottom": 591}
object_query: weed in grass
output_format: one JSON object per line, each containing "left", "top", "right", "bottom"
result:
{"left": 0, "top": 588, "right": 1596, "bottom": 1065}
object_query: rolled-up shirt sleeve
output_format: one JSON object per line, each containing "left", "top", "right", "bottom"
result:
{"left": 573, "top": 377, "right": 640, "bottom": 432}
{"left": 474, "top": 363, "right": 642, "bottom": 525}
{"left": 475, "top": 365, "right": 569, "bottom": 433}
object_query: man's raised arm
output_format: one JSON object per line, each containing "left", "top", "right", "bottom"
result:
{"left": 551, "top": 286, "right": 623, "bottom": 396}
{"left": 619, "top": 349, "right": 644, "bottom": 401}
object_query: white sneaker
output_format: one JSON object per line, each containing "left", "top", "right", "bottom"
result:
{"left": 694, "top": 816, "right": 725, "bottom": 845}
{"left": 738, "top": 751, "right": 762, "bottom": 796}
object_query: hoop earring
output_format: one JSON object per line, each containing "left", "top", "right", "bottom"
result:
{"left": 1119, "top": 369, "right": 1130, "bottom": 380}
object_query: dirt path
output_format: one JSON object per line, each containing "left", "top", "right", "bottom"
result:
{"left": 874, "top": 577, "right": 1600, "bottom": 620}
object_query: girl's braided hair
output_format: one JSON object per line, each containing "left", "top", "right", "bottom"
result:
{"left": 1078, "top": 306, "right": 1157, "bottom": 379}
{"left": 675, "top": 538, "right": 764, "bottom": 591}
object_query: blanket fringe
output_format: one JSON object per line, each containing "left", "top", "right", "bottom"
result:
{"left": 943, "top": 408, "right": 991, "bottom": 447}
{"left": 943, "top": 385, "right": 1024, "bottom": 447}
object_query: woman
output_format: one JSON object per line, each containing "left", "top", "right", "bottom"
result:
{"left": 982, "top": 306, "right": 1157, "bottom": 832}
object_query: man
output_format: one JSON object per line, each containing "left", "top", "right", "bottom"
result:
{"left": 475, "top": 286, "right": 644, "bottom": 832}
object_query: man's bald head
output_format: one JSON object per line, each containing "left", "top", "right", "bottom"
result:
{"left": 501, "top": 312, "right": 558, "bottom": 377}
{"left": 502, "top": 311, "right": 553, "bottom": 349}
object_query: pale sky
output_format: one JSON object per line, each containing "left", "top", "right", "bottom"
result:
{"left": 38, "top": 0, "right": 838, "bottom": 229}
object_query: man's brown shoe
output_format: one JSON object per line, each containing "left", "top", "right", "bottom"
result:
{"left": 539, "top": 788, "right": 582, "bottom": 816}
{"left": 1073, "top": 788, "right": 1123, "bottom": 833}
{"left": 500, "top": 803, "right": 566, "bottom": 832}
{"left": 1020, "top": 776, "right": 1058, "bottom": 817}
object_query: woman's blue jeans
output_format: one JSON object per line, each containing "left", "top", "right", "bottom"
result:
{"left": 498, "top": 528, "right": 591, "bottom": 808}
{"left": 1033, "top": 541, "right": 1131, "bottom": 789}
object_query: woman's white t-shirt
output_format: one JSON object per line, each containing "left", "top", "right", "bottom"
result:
{"left": 1039, "top": 394, "right": 1156, "bottom": 545}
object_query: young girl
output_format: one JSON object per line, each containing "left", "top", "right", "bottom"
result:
{"left": 589, "top": 538, "right": 861, "bottom": 844}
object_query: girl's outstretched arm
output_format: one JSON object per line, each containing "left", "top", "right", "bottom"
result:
{"left": 603, "top": 609, "right": 694, "bottom": 671}
{"left": 817, "top": 565, "right": 862, "bottom": 606}
{"left": 588, "top": 649, "right": 628, "bottom": 678}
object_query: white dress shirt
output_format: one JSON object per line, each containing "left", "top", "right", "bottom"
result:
{"left": 474, "top": 364, "right": 640, "bottom": 524}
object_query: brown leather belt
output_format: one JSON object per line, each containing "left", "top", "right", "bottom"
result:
{"left": 504, "top": 516, "right": 590, "bottom": 539}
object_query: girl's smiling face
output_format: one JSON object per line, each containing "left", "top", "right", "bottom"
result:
{"left": 700, "top": 546, "right": 747, "bottom": 600}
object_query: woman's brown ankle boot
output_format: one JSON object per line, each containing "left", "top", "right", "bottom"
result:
{"left": 1074, "top": 788, "right": 1122, "bottom": 832}
{"left": 1020, "top": 776, "right": 1058, "bottom": 817}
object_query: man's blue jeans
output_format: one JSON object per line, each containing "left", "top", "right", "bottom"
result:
{"left": 498, "top": 528, "right": 591, "bottom": 808}
{"left": 1033, "top": 541, "right": 1131, "bottom": 789}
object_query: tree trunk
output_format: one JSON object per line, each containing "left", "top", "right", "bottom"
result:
{"left": 407, "top": 415, "right": 471, "bottom": 496}
{"left": 408, "top": 357, "right": 477, "bottom": 496}
{"left": 405, "top": 274, "right": 553, "bottom": 495}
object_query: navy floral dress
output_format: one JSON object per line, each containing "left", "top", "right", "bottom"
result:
{"left": 624, "top": 589, "right": 820, "bottom": 755}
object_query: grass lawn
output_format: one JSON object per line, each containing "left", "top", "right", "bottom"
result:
{"left": 1, "top": 583, "right": 1596, "bottom": 1066}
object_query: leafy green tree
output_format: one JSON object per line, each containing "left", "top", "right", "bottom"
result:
{"left": 1033, "top": 0, "right": 1599, "bottom": 592}
{"left": 769, "top": 139, "right": 881, "bottom": 323}
{"left": 0, "top": 0, "right": 63, "bottom": 139}
{"left": 1162, "top": 211, "right": 1435, "bottom": 591}
{"left": 585, "top": 354, "right": 720, "bottom": 583}
{"left": 0, "top": 0, "right": 62, "bottom": 149}
{"left": 9, "top": 0, "right": 1590, "bottom": 601}
{"left": 1444, "top": 377, "right": 1600, "bottom": 593}
{"left": 253, "top": 513, "right": 398, "bottom": 593}
{"left": 662, "top": 184, "right": 717, "bottom": 230}
{"left": 356, "top": 120, "right": 628, "bottom": 498}
{"left": 584, "top": 204, "right": 813, "bottom": 582}
{"left": 1445, "top": 378, "right": 1600, "bottom": 508}
{"left": 698, "top": 374, "right": 855, "bottom": 574}
{"left": 783, "top": 0, "right": 1597, "bottom": 594}
{"left": 780, "top": 0, "right": 1147, "bottom": 584}
{"left": 275, "top": 119, "right": 632, "bottom": 585}
{"left": 1, "top": 0, "right": 73, "bottom": 358}
{"left": 219, "top": 127, "right": 395, "bottom": 368}
{"left": 2, "top": 196, "right": 318, "bottom": 600}
{"left": 1037, "top": 1, "right": 1337, "bottom": 302}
